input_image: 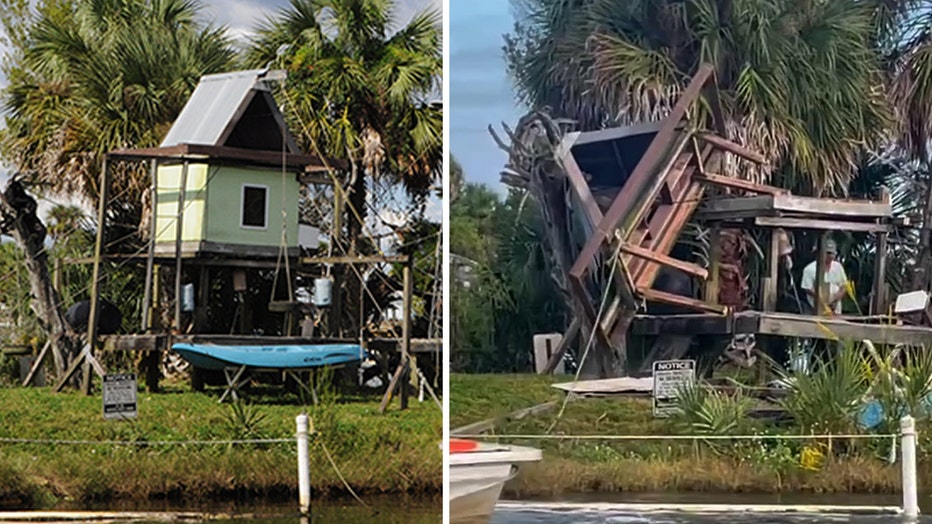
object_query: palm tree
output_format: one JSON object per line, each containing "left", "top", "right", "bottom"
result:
{"left": 506, "top": 0, "right": 900, "bottom": 193}
{"left": 501, "top": 0, "right": 932, "bottom": 375}
{"left": 247, "top": 0, "right": 442, "bottom": 251}
{"left": 0, "top": 0, "right": 235, "bottom": 378}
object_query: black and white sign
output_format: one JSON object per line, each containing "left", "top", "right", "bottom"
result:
{"left": 652, "top": 359, "right": 696, "bottom": 417}
{"left": 102, "top": 373, "right": 137, "bottom": 420}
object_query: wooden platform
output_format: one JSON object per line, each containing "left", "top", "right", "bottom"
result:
{"left": 696, "top": 194, "right": 892, "bottom": 220}
{"left": 631, "top": 311, "right": 932, "bottom": 346}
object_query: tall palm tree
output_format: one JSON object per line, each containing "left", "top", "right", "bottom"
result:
{"left": 247, "top": 0, "right": 442, "bottom": 250}
{"left": 506, "top": 0, "right": 899, "bottom": 193}
{"left": 0, "top": 0, "right": 235, "bottom": 378}
{"left": 502, "top": 0, "right": 929, "bottom": 375}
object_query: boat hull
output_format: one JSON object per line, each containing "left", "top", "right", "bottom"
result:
{"left": 170, "top": 343, "right": 366, "bottom": 370}
{"left": 450, "top": 462, "right": 515, "bottom": 524}
{"left": 449, "top": 441, "right": 542, "bottom": 524}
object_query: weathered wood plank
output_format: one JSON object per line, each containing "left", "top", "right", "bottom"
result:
{"left": 695, "top": 173, "right": 787, "bottom": 195}
{"left": 638, "top": 288, "right": 729, "bottom": 314}
{"left": 696, "top": 133, "right": 767, "bottom": 164}
{"left": 755, "top": 216, "right": 889, "bottom": 233}
{"left": 756, "top": 312, "right": 932, "bottom": 345}
{"left": 771, "top": 194, "right": 892, "bottom": 218}
{"left": 451, "top": 401, "right": 560, "bottom": 436}
{"left": 620, "top": 242, "right": 709, "bottom": 279}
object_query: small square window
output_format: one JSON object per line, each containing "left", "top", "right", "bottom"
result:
{"left": 241, "top": 185, "right": 267, "bottom": 228}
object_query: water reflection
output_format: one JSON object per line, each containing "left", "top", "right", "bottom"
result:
{"left": 100, "top": 496, "right": 439, "bottom": 523}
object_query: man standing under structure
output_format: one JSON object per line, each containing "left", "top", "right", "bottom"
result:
{"left": 800, "top": 238, "right": 848, "bottom": 316}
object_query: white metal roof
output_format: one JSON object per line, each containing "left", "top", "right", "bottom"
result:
{"left": 160, "top": 68, "right": 295, "bottom": 151}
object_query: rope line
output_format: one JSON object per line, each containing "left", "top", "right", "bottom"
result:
{"left": 454, "top": 433, "right": 898, "bottom": 441}
{"left": 0, "top": 436, "right": 295, "bottom": 446}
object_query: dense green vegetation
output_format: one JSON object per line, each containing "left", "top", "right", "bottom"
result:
{"left": 451, "top": 342, "right": 932, "bottom": 495}
{"left": 0, "top": 382, "right": 441, "bottom": 507}
{"left": 449, "top": 179, "right": 565, "bottom": 373}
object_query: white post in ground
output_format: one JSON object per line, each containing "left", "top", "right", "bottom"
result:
{"left": 296, "top": 413, "right": 311, "bottom": 515}
{"left": 901, "top": 415, "right": 919, "bottom": 519}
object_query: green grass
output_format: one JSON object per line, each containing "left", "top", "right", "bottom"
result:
{"left": 0, "top": 381, "right": 441, "bottom": 507}
{"left": 450, "top": 373, "right": 922, "bottom": 496}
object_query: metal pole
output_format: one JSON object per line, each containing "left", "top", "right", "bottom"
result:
{"left": 173, "top": 161, "right": 189, "bottom": 330}
{"left": 901, "top": 415, "right": 919, "bottom": 519}
{"left": 296, "top": 413, "right": 311, "bottom": 515}
{"left": 141, "top": 159, "right": 158, "bottom": 332}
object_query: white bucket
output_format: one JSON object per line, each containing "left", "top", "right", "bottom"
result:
{"left": 312, "top": 277, "right": 332, "bottom": 307}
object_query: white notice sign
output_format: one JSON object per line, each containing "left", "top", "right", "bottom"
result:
{"left": 652, "top": 360, "right": 696, "bottom": 418}
{"left": 103, "top": 373, "right": 138, "bottom": 420}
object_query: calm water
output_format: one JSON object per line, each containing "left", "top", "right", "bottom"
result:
{"left": 69, "top": 496, "right": 440, "bottom": 523}
{"left": 488, "top": 494, "right": 932, "bottom": 524}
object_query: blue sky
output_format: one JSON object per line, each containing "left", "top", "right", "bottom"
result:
{"left": 450, "top": 1, "right": 523, "bottom": 192}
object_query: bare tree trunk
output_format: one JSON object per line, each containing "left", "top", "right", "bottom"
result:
{"left": 0, "top": 178, "right": 81, "bottom": 379}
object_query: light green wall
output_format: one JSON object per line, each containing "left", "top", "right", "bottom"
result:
{"left": 205, "top": 165, "right": 299, "bottom": 247}
{"left": 155, "top": 163, "right": 208, "bottom": 243}
{"left": 155, "top": 163, "right": 299, "bottom": 248}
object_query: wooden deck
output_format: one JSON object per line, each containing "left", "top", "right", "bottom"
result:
{"left": 631, "top": 311, "right": 932, "bottom": 346}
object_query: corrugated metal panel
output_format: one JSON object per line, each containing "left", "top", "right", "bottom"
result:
{"left": 160, "top": 69, "right": 269, "bottom": 148}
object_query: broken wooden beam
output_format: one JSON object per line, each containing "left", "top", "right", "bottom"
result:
{"left": 619, "top": 243, "right": 708, "bottom": 279}
{"left": 696, "top": 133, "right": 767, "bottom": 165}
{"left": 694, "top": 172, "right": 787, "bottom": 195}
{"left": 638, "top": 288, "right": 730, "bottom": 314}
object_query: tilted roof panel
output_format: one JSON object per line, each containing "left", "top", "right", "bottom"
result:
{"left": 160, "top": 68, "right": 269, "bottom": 148}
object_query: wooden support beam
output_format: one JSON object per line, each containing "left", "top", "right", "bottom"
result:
{"left": 815, "top": 233, "right": 828, "bottom": 316}
{"left": 173, "top": 161, "right": 189, "bottom": 331}
{"left": 141, "top": 159, "right": 158, "bottom": 333}
{"left": 705, "top": 225, "right": 722, "bottom": 304}
{"left": 696, "top": 133, "right": 767, "bottom": 164}
{"left": 872, "top": 187, "right": 891, "bottom": 315}
{"left": 83, "top": 156, "right": 111, "bottom": 395}
{"left": 694, "top": 172, "right": 786, "bottom": 195}
{"left": 638, "top": 288, "right": 729, "bottom": 314}
{"left": 699, "top": 194, "right": 893, "bottom": 219}
{"left": 756, "top": 312, "right": 932, "bottom": 346}
{"left": 569, "top": 64, "right": 717, "bottom": 287}
{"left": 22, "top": 341, "right": 51, "bottom": 387}
{"left": 620, "top": 243, "right": 708, "bottom": 279}
{"left": 755, "top": 216, "right": 889, "bottom": 233}
{"left": 762, "top": 229, "right": 781, "bottom": 313}
{"left": 562, "top": 149, "right": 604, "bottom": 228}
{"left": 541, "top": 317, "right": 580, "bottom": 375}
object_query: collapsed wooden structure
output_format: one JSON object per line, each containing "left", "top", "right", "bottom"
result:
{"left": 494, "top": 64, "right": 932, "bottom": 378}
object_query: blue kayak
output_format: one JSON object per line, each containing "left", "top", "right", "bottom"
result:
{"left": 171, "top": 343, "right": 367, "bottom": 371}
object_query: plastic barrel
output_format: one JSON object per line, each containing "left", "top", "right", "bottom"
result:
{"left": 313, "top": 277, "right": 332, "bottom": 307}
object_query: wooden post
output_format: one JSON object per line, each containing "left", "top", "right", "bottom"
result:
{"left": 379, "top": 256, "right": 412, "bottom": 413}
{"left": 173, "top": 161, "right": 189, "bottom": 331}
{"left": 762, "top": 229, "right": 780, "bottom": 312}
{"left": 815, "top": 232, "right": 828, "bottom": 316}
{"left": 330, "top": 189, "right": 344, "bottom": 338}
{"left": 83, "top": 156, "right": 111, "bottom": 395}
{"left": 872, "top": 187, "right": 890, "bottom": 316}
{"left": 141, "top": 159, "right": 158, "bottom": 332}
{"left": 146, "top": 264, "right": 161, "bottom": 393}
{"left": 704, "top": 225, "right": 721, "bottom": 304}
{"left": 195, "top": 265, "right": 209, "bottom": 331}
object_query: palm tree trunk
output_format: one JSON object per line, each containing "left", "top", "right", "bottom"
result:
{"left": 0, "top": 179, "right": 81, "bottom": 379}
{"left": 911, "top": 175, "right": 932, "bottom": 292}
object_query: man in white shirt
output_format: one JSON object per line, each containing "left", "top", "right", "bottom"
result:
{"left": 800, "top": 238, "right": 848, "bottom": 315}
